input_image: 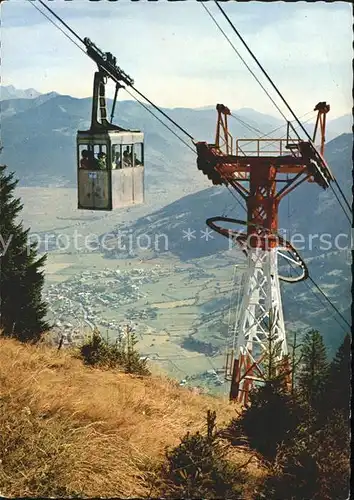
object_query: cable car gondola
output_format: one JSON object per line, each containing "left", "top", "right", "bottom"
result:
{"left": 77, "top": 42, "right": 144, "bottom": 211}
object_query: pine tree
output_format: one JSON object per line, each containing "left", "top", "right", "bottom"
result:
{"left": 79, "top": 325, "right": 150, "bottom": 375}
{"left": 298, "top": 329, "right": 328, "bottom": 410}
{"left": 325, "top": 334, "right": 351, "bottom": 418}
{"left": 259, "top": 409, "right": 350, "bottom": 500}
{"left": 161, "top": 410, "right": 245, "bottom": 498}
{"left": 226, "top": 322, "right": 304, "bottom": 462}
{"left": 288, "top": 330, "right": 304, "bottom": 395}
{"left": 263, "top": 330, "right": 286, "bottom": 382}
{"left": 0, "top": 165, "right": 48, "bottom": 342}
{"left": 262, "top": 309, "right": 292, "bottom": 387}
{"left": 227, "top": 378, "right": 304, "bottom": 462}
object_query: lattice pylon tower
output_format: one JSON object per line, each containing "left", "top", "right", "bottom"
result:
{"left": 229, "top": 247, "right": 287, "bottom": 405}
{"left": 197, "top": 101, "right": 332, "bottom": 406}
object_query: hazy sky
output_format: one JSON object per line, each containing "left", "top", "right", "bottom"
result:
{"left": 1, "top": 0, "right": 352, "bottom": 119}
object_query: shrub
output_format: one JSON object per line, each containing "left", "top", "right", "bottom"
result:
{"left": 0, "top": 165, "right": 49, "bottom": 342}
{"left": 160, "top": 410, "right": 245, "bottom": 499}
{"left": 258, "top": 410, "right": 350, "bottom": 500}
{"left": 297, "top": 329, "right": 329, "bottom": 412}
{"left": 79, "top": 327, "right": 149, "bottom": 376}
{"left": 226, "top": 379, "right": 304, "bottom": 462}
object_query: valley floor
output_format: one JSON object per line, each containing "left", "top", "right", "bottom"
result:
{"left": 17, "top": 186, "right": 247, "bottom": 396}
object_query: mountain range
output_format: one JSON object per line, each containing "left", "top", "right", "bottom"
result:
{"left": 0, "top": 86, "right": 352, "bottom": 353}
{"left": 0, "top": 87, "right": 352, "bottom": 189}
{"left": 100, "top": 132, "right": 352, "bottom": 353}
{"left": 0, "top": 85, "right": 42, "bottom": 101}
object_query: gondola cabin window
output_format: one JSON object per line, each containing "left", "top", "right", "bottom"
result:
{"left": 79, "top": 144, "right": 108, "bottom": 171}
{"left": 77, "top": 143, "right": 110, "bottom": 210}
{"left": 111, "top": 143, "right": 144, "bottom": 169}
{"left": 134, "top": 143, "right": 144, "bottom": 167}
{"left": 77, "top": 131, "right": 144, "bottom": 211}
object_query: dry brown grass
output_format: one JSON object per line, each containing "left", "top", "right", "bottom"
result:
{"left": 0, "top": 337, "right": 265, "bottom": 498}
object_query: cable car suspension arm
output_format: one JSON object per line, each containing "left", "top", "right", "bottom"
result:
{"left": 110, "top": 83, "right": 121, "bottom": 124}
{"left": 34, "top": 0, "right": 195, "bottom": 144}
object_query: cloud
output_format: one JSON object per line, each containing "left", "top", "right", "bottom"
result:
{"left": 1, "top": 0, "right": 134, "bottom": 27}
{"left": 1, "top": 1, "right": 351, "bottom": 118}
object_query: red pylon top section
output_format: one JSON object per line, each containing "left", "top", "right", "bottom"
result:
{"left": 196, "top": 102, "right": 333, "bottom": 249}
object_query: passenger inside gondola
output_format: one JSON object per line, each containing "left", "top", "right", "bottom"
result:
{"left": 114, "top": 151, "right": 121, "bottom": 169}
{"left": 123, "top": 147, "right": 131, "bottom": 167}
{"left": 96, "top": 151, "right": 107, "bottom": 170}
{"left": 134, "top": 152, "right": 142, "bottom": 166}
{"left": 80, "top": 149, "right": 106, "bottom": 170}
{"left": 80, "top": 149, "right": 91, "bottom": 169}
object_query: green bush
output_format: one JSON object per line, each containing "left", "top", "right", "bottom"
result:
{"left": 226, "top": 379, "right": 304, "bottom": 462}
{"left": 297, "top": 329, "right": 329, "bottom": 412}
{"left": 160, "top": 410, "right": 245, "bottom": 499}
{"left": 256, "top": 334, "right": 350, "bottom": 500}
{"left": 258, "top": 410, "right": 350, "bottom": 500}
{"left": 79, "top": 327, "right": 150, "bottom": 376}
{"left": 0, "top": 165, "right": 49, "bottom": 342}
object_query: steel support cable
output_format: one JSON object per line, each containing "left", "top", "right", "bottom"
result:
{"left": 307, "top": 275, "right": 351, "bottom": 330}
{"left": 257, "top": 113, "right": 326, "bottom": 154}
{"left": 225, "top": 186, "right": 246, "bottom": 213}
{"left": 29, "top": 0, "right": 209, "bottom": 194}
{"left": 287, "top": 173, "right": 292, "bottom": 279}
{"left": 213, "top": 0, "right": 314, "bottom": 142}
{"left": 32, "top": 0, "right": 342, "bottom": 228}
{"left": 252, "top": 130, "right": 351, "bottom": 224}
{"left": 331, "top": 180, "right": 352, "bottom": 217}
{"left": 29, "top": 0, "right": 248, "bottom": 335}
{"left": 29, "top": 0, "right": 195, "bottom": 147}
{"left": 28, "top": 0, "right": 351, "bottom": 331}
{"left": 201, "top": 2, "right": 289, "bottom": 124}
{"left": 34, "top": 0, "right": 352, "bottom": 220}
{"left": 37, "top": 0, "right": 85, "bottom": 45}
{"left": 30, "top": 0, "right": 87, "bottom": 55}
{"left": 225, "top": 265, "right": 237, "bottom": 356}
{"left": 123, "top": 87, "right": 196, "bottom": 154}
{"left": 205, "top": 355, "right": 219, "bottom": 373}
{"left": 238, "top": 110, "right": 316, "bottom": 151}
{"left": 328, "top": 185, "right": 351, "bottom": 224}
{"left": 258, "top": 123, "right": 351, "bottom": 224}
{"left": 214, "top": 0, "right": 352, "bottom": 217}
{"left": 195, "top": 305, "right": 234, "bottom": 325}
{"left": 229, "top": 114, "right": 264, "bottom": 137}
{"left": 287, "top": 261, "right": 350, "bottom": 333}
{"left": 130, "top": 85, "right": 195, "bottom": 142}
{"left": 224, "top": 195, "right": 245, "bottom": 218}
{"left": 215, "top": 205, "right": 351, "bottom": 332}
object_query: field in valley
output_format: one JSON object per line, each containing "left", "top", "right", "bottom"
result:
{"left": 18, "top": 186, "right": 245, "bottom": 396}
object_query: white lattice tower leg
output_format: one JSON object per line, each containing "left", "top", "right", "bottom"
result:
{"left": 231, "top": 247, "right": 287, "bottom": 403}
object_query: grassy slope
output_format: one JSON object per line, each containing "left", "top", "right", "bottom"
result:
{"left": 0, "top": 337, "right": 265, "bottom": 498}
